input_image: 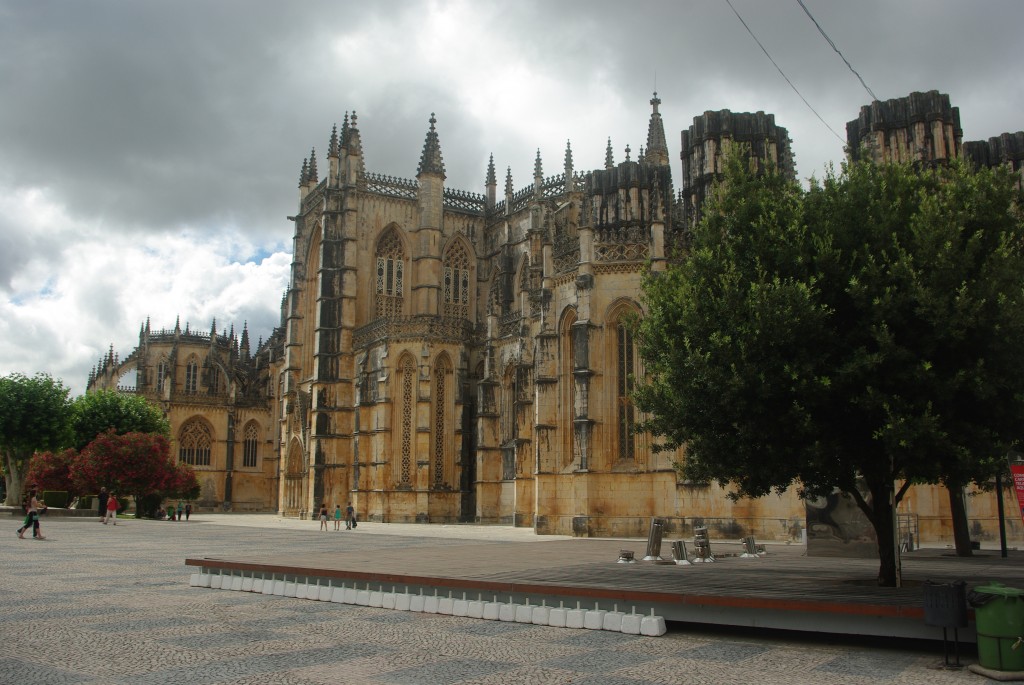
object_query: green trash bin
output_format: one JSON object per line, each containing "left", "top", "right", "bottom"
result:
{"left": 969, "top": 582, "right": 1024, "bottom": 672}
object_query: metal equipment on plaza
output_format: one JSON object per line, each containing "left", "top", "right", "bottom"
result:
{"left": 693, "top": 527, "right": 714, "bottom": 562}
{"left": 642, "top": 518, "right": 666, "bottom": 561}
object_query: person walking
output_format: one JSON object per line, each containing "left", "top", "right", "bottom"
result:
{"left": 16, "top": 489, "right": 46, "bottom": 540}
{"left": 345, "top": 502, "right": 356, "bottom": 530}
{"left": 176, "top": 501, "right": 184, "bottom": 522}
{"left": 98, "top": 487, "right": 109, "bottom": 523}
{"left": 318, "top": 503, "right": 329, "bottom": 531}
{"left": 185, "top": 503, "right": 192, "bottom": 521}
{"left": 333, "top": 504, "right": 342, "bottom": 531}
{"left": 105, "top": 493, "right": 119, "bottom": 525}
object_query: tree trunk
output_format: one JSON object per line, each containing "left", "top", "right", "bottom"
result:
{"left": 948, "top": 484, "right": 974, "bottom": 557}
{"left": 848, "top": 479, "right": 899, "bottom": 587}
{"left": 3, "top": 452, "right": 25, "bottom": 506}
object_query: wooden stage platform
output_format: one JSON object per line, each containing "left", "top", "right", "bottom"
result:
{"left": 186, "top": 538, "right": 1023, "bottom": 642}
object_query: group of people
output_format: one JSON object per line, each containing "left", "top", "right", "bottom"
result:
{"left": 97, "top": 488, "right": 119, "bottom": 524}
{"left": 319, "top": 502, "right": 356, "bottom": 531}
{"left": 156, "top": 501, "right": 191, "bottom": 521}
{"left": 16, "top": 486, "right": 197, "bottom": 538}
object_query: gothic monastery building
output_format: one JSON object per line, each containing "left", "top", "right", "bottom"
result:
{"left": 90, "top": 91, "right": 1024, "bottom": 543}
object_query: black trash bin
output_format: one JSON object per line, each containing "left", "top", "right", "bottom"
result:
{"left": 924, "top": 580, "right": 968, "bottom": 666}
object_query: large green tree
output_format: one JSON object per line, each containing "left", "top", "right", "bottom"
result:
{"left": 0, "top": 373, "right": 74, "bottom": 505}
{"left": 71, "top": 389, "right": 170, "bottom": 450}
{"left": 635, "top": 154, "right": 1024, "bottom": 585}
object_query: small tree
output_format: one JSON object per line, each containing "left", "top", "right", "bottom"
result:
{"left": 71, "top": 431, "right": 191, "bottom": 517}
{"left": 72, "top": 390, "right": 170, "bottom": 450}
{"left": 25, "top": 448, "right": 78, "bottom": 502}
{"left": 0, "top": 373, "right": 74, "bottom": 505}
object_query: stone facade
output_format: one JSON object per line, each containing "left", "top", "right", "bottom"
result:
{"left": 964, "top": 131, "right": 1024, "bottom": 191}
{"left": 88, "top": 320, "right": 279, "bottom": 511}
{"left": 846, "top": 90, "right": 963, "bottom": 165}
{"left": 679, "top": 109, "right": 795, "bottom": 227}
{"left": 88, "top": 91, "right": 1023, "bottom": 546}
{"left": 266, "top": 97, "right": 803, "bottom": 537}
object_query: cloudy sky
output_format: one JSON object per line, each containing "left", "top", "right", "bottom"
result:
{"left": 1, "top": 0, "right": 1021, "bottom": 395}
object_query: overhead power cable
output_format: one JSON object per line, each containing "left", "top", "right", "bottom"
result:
{"left": 723, "top": 0, "right": 845, "bottom": 145}
{"left": 796, "top": 0, "right": 878, "bottom": 102}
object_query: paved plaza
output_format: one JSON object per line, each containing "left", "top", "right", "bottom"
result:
{"left": 0, "top": 514, "right": 988, "bottom": 685}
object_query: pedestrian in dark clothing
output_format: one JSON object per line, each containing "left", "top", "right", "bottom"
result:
{"left": 345, "top": 502, "right": 356, "bottom": 530}
{"left": 185, "top": 503, "right": 192, "bottom": 521}
{"left": 98, "top": 487, "right": 108, "bottom": 523}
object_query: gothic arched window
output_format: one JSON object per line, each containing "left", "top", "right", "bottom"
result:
{"left": 184, "top": 359, "right": 199, "bottom": 394}
{"left": 431, "top": 355, "right": 453, "bottom": 488}
{"left": 179, "top": 419, "right": 212, "bottom": 466}
{"left": 560, "top": 309, "right": 577, "bottom": 467}
{"left": 397, "top": 354, "right": 416, "bottom": 487}
{"left": 156, "top": 360, "right": 168, "bottom": 392}
{"left": 242, "top": 421, "right": 260, "bottom": 468}
{"left": 443, "top": 240, "right": 470, "bottom": 319}
{"left": 616, "top": 321, "right": 636, "bottom": 460}
{"left": 610, "top": 307, "right": 641, "bottom": 462}
{"left": 375, "top": 229, "right": 406, "bottom": 318}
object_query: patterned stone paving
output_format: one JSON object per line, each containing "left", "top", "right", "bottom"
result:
{"left": 0, "top": 515, "right": 994, "bottom": 684}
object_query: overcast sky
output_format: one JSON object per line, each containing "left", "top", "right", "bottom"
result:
{"left": 1, "top": 0, "right": 1021, "bottom": 395}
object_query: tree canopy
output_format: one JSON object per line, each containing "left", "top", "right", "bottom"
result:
{"left": 0, "top": 373, "right": 74, "bottom": 505}
{"left": 71, "top": 389, "right": 170, "bottom": 450}
{"left": 635, "top": 154, "right": 1024, "bottom": 585}
{"left": 71, "top": 431, "right": 198, "bottom": 517}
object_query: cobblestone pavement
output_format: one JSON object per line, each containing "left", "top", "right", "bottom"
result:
{"left": 0, "top": 515, "right": 987, "bottom": 685}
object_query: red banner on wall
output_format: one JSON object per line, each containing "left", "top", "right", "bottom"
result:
{"left": 1011, "top": 463, "right": 1024, "bottom": 527}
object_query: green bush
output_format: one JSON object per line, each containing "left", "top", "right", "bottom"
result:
{"left": 41, "top": 491, "right": 69, "bottom": 508}
{"left": 77, "top": 495, "right": 95, "bottom": 509}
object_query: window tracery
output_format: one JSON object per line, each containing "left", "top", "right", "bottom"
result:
{"left": 179, "top": 419, "right": 212, "bottom": 466}
{"left": 375, "top": 229, "right": 405, "bottom": 318}
{"left": 242, "top": 421, "right": 259, "bottom": 468}
{"left": 432, "top": 356, "right": 452, "bottom": 488}
{"left": 443, "top": 241, "right": 470, "bottom": 319}
{"left": 615, "top": 316, "right": 637, "bottom": 461}
{"left": 185, "top": 359, "right": 199, "bottom": 394}
{"left": 398, "top": 355, "right": 415, "bottom": 486}
{"left": 156, "top": 360, "right": 168, "bottom": 392}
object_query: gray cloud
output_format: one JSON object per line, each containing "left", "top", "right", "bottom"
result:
{"left": 1, "top": 0, "right": 1021, "bottom": 393}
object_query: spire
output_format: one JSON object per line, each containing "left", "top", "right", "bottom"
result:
{"left": 564, "top": 140, "right": 575, "bottom": 192}
{"left": 340, "top": 112, "right": 350, "bottom": 149}
{"left": 210, "top": 318, "right": 217, "bottom": 339}
{"left": 534, "top": 149, "right": 543, "bottom": 179}
{"left": 486, "top": 153, "right": 496, "bottom": 186}
{"left": 605, "top": 138, "right": 614, "bottom": 170}
{"left": 299, "top": 157, "right": 308, "bottom": 187}
{"left": 417, "top": 113, "right": 446, "bottom": 178}
{"left": 485, "top": 153, "right": 497, "bottom": 209}
{"left": 307, "top": 148, "right": 318, "bottom": 184}
{"left": 328, "top": 124, "right": 339, "bottom": 157}
{"left": 504, "top": 166, "right": 514, "bottom": 196}
{"left": 347, "top": 111, "right": 363, "bottom": 160}
{"left": 240, "top": 322, "right": 251, "bottom": 360}
{"left": 174, "top": 315, "right": 181, "bottom": 334}
{"left": 645, "top": 91, "right": 670, "bottom": 166}
{"left": 625, "top": 144, "right": 631, "bottom": 163}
